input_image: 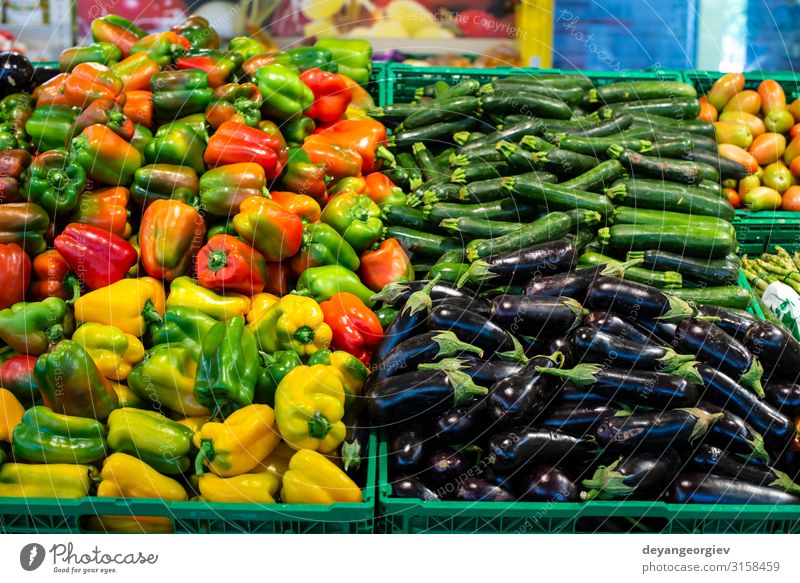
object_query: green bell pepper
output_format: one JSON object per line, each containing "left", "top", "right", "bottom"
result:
{"left": 281, "top": 116, "right": 315, "bottom": 148}
{"left": 280, "top": 147, "right": 328, "bottom": 199}
{"left": 314, "top": 38, "right": 371, "bottom": 85}
{"left": 59, "top": 42, "right": 122, "bottom": 71}
{"left": 194, "top": 315, "right": 259, "bottom": 417}
{"left": 151, "top": 69, "right": 213, "bottom": 120}
{"left": 227, "top": 37, "right": 265, "bottom": 60}
{"left": 128, "top": 343, "right": 209, "bottom": 417}
{"left": 255, "top": 350, "right": 302, "bottom": 407}
{"left": 131, "top": 163, "right": 200, "bottom": 207}
{"left": 23, "top": 150, "right": 86, "bottom": 216}
{"left": 144, "top": 122, "right": 207, "bottom": 175}
{"left": 0, "top": 202, "right": 49, "bottom": 256}
{"left": 293, "top": 222, "right": 360, "bottom": 272}
{"left": 25, "top": 105, "right": 80, "bottom": 151}
{"left": 320, "top": 192, "right": 384, "bottom": 252}
{"left": 107, "top": 407, "right": 194, "bottom": 474}
{"left": 295, "top": 265, "right": 376, "bottom": 306}
{"left": 34, "top": 340, "right": 119, "bottom": 421}
{"left": 0, "top": 298, "right": 74, "bottom": 356}
{"left": 254, "top": 64, "right": 313, "bottom": 121}
{"left": 283, "top": 46, "right": 338, "bottom": 73}
{"left": 199, "top": 161, "right": 267, "bottom": 216}
{"left": 12, "top": 406, "right": 107, "bottom": 464}
{"left": 374, "top": 305, "right": 399, "bottom": 329}
{"left": 0, "top": 123, "right": 30, "bottom": 151}
{"left": 0, "top": 93, "right": 35, "bottom": 129}
{"left": 172, "top": 15, "right": 220, "bottom": 50}
{"left": 130, "top": 124, "right": 153, "bottom": 154}
{"left": 168, "top": 113, "right": 209, "bottom": 139}
{"left": 148, "top": 305, "right": 218, "bottom": 361}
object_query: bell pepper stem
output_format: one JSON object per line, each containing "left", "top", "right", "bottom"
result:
{"left": 308, "top": 411, "right": 331, "bottom": 439}
{"left": 46, "top": 324, "right": 65, "bottom": 347}
{"left": 207, "top": 249, "right": 228, "bottom": 272}
{"left": 65, "top": 274, "right": 82, "bottom": 305}
{"left": 194, "top": 439, "right": 214, "bottom": 476}
{"left": 294, "top": 325, "right": 315, "bottom": 345}
{"left": 142, "top": 299, "right": 163, "bottom": 328}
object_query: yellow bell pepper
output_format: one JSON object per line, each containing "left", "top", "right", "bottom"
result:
{"left": 72, "top": 322, "right": 145, "bottom": 381}
{"left": 193, "top": 404, "right": 281, "bottom": 477}
{"left": 246, "top": 292, "right": 280, "bottom": 325}
{"left": 110, "top": 382, "right": 149, "bottom": 409}
{"left": 0, "top": 388, "right": 24, "bottom": 442}
{"left": 274, "top": 364, "right": 346, "bottom": 453}
{"left": 0, "top": 463, "right": 97, "bottom": 498}
{"left": 194, "top": 472, "right": 280, "bottom": 503}
{"left": 84, "top": 515, "right": 174, "bottom": 534}
{"left": 281, "top": 449, "right": 362, "bottom": 504}
{"left": 97, "top": 452, "right": 188, "bottom": 500}
{"left": 253, "top": 441, "right": 295, "bottom": 486}
{"left": 166, "top": 276, "right": 250, "bottom": 320}
{"left": 73, "top": 277, "right": 165, "bottom": 337}
{"left": 175, "top": 415, "right": 209, "bottom": 434}
{"left": 251, "top": 295, "right": 332, "bottom": 357}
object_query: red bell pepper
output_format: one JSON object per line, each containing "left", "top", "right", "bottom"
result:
{"left": 196, "top": 234, "right": 268, "bottom": 296}
{"left": 139, "top": 199, "right": 205, "bottom": 282}
{"left": 205, "top": 121, "right": 283, "bottom": 179}
{"left": 270, "top": 190, "right": 321, "bottom": 222}
{"left": 69, "top": 186, "right": 132, "bottom": 239}
{"left": 300, "top": 68, "right": 352, "bottom": 124}
{"left": 0, "top": 150, "right": 32, "bottom": 204}
{"left": 359, "top": 238, "right": 415, "bottom": 293}
{"left": 176, "top": 50, "right": 238, "bottom": 88}
{"left": 302, "top": 135, "right": 363, "bottom": 182}
{"left": 263, "top": 261, "right": 293, "bottom": 296}
{"left": 0, "top": 354, "right": 39, "bottom": 406}
{"left": 319, "top": 292, "right": 383, "bottom": 364}
{"left": 111, "top": 53, "right": 161, "bottom": 92}
{"left": 313, "top": 119, "right": 394, "bottom": 174}
{"left": 280, "top": 147, "right": 329, "bottom": 201}
{"left": 233, "top": 196, "right": 303, "bottom": 262}
{"left": 122, "top": 90, "right": 154, "bottom": 129}
{"left": 364, "top": 172, "right": 406, "bottom": 206}
{"left": 90, "top": 15, "right": 147, "bottom": 58}
{"left": 29, "top": 249, "right": 81, "bottom": 302}
{"left": 54, "top": 223, "right": 137, "bottom": 290}
{"left": 33, "top": 73, "right": 70, "bottom": 107}
{"left": 63, "top": 62, "right": 123, "bottom": 108}
{"left": 0, "top": 243, "right": 30, "bottom": 309}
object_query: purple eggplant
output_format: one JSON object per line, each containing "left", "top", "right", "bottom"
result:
{"left": 374, "top": 278, "right": 440, "bottom": 362}
{"left": 582, "top": 449, "right": 681, "bottom": 500}
{"left": 568, "top": 326, "right": 698, "bottom": 377}
{"left": 458, "top": 240, "right": 576, "bottom": 287}
{"left": 556, "top": 382, "right": 609, "bottom": 405}
{"left": 487, "top": 428, "right": 594, "bottom": 473}
{"left": 670, "top": 473, "right": 800, "bottom": 505}
{"left": 765, "top": 382, "right": 800, "bottom": 415}
{"left": 371, "top": 331, "right": 483, "bottom": 382}
{"left": 587, "top": 276, "right": 695, "bottom": 322}
{"left": 695, "top": 363, "right": 795, "bottom": 454}
{"left": 392, "top": 476, "right": 440, "bottom": 501}
{"left": 696, "top": 304, "right": 758, "bottom": 340}
{"left": 432, "top": 296, "right": 491, "bottom": 316}
{"left": 489, "top": 295, "right": 587, "bottom": 338}
{"left": 428, "top": 303, "right": 526, "bottom": 362}
{"left": 389, "top": 425, "right": 428, "bottom": 473}
{"left": 691, "top": 444, "right": 800, "bottom": 494}
{"left": 367, "top": 369, "right": 488, "bottom": 424}
{"left": 427, "top": 449, "right": 468, "bottom": 490}
{"left": 486, "top": 353, "right": 562, "bottom": 428}
{"left": 435, "top": 401, "right": 488, "bottom": 445}
{"left": 419, "top": 357, "right": 525, "bottom": 386}
{"left": 744, "top": 321, "right": 800, "bottom": 384}
{"left": 372, "top": 279, "right": 470, "bottom": 307}
{"left": 544, "top": 336, "right": 571, "bottom": 359}
{"left": 583, "top": 311, "right": 659, "bottom": 346}
{"left": 696, "top": 401, "right": 770, "bottom": 464}
{"left": 455, "top": 477, "right": 515, "bottom": 502}
{"left": 635, "top": 318, "right": 678, "bottom": 345}
{"left": 595, "top": 408, "right": 722, "bottom": 451}
{"left": 537, "top": 364, "right": 699, "bottom": 408}
{"left": 517, "top": 465, "right": 579, "bottom": 502}
{"left": 525, "top": 262, "right": 633, "bottom": 302}
{"left": 541, "top": 404, "right": 621, "bottom": 436}
{"left": 675, "top": 318, "right": 763, "bottom": 397}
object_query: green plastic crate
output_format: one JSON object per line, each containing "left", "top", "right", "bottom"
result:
{"left": 369, "top": 62, "right": 388, "bottom": 106}
{"left": 732, "top": 210, "right": 800, "bottom": 255}
{"left": 0, "top": 434, "right": 376, "bottom": 534}
{"left": 385, "top": 64, "right": 684, "bottom": 104}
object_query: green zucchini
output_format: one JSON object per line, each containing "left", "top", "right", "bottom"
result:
{"left": 578, "top": 251, "right": 683, "bottom": 289}
{"left": 511, "top": 179, "right": 615, "bottom": 217}
{"left": 566, "top": 113, "right": 635, "bottom": 137}
{"left": 425, "top": 197, "right": 538, "bottom": 224}
{"left": 415, "top": 81, "right": 449, "bottom": 100}
{"left": 598, "top": 223, "right": 735, "bottom": 259}
{"left": 465, "top": 212, "right": 572, "bottom": 261}
{"left": 434, "top": 147, "right": 456, "bottom": 167}
{"left": 561, "top": 159, "right": 627, "bottom": 192}
{"left": 459, "top": 119, "right": 545, "bottom": 153}
{"left": 696, "top": 180, "right": 724, "bottom": 197}
{"left": 606, "top": 179, "right": 734, "bottom": 221}
{"left": 605, "top": 98, "right": 702, "bottom": 120}
{"left": 381, "top": 204, "right": 440, "bottom": 232}
{"left": 518, "top": 135, "right": 556, "bottom": 153}
{"left": 435, "top": 249, "right": 467, "bottom": 264}
{"left": 557, "top": 128, "right": 654, "bottom": 156}
{"left": 412, "top": 142, "right": 448, "bottom": 183}
{"left": 565, "top": 229, "right": 596, "bottom": 253}
{"left": 385, "top": 226, "right": 463, "bottom": 258}
{"left": 368, "top": 102, "right": 420, "bottom": 121}
{"left": 491, "top": 79, "right": 585, "bottom": 107}
{"left": 588, "top": 81, "right": 697, "bottom": 105}
{"left": 408, "top": 181, "right": 462, "bottom": 206}
{"left": 390, "top": 118, "right": 480, "bottom": 148}
{"left": 565, "top": 208, "right": 602, "bottom": 230}
{"left": 459, "top": 171, "right": 556, "bottom": 202}
{"left": 396, "top": 152, "right": 423, "bottom": 191}
{"left": 629, "top": 112, "right": 716, "bottom": 138}
{"left": 482, "top": 92, "right": 572, "bottom": 120}
{"left": 646, "top": 138, "right": 694, "bottom": 158}
{"left": 608, "top": 146, "right": 718, "bottom": 184}
{"left": 532, "top": 148, "right": 599, "bottom": 176}
{"left": 450, "top": 162, "right": 514, "bottom": 184}
{"left": 626, "top": 250, "right": 740, "bottom": 286}
{"left": 437, "top": 79, "right": 481, "bottom": 100}
{"left": 668, "top": 286, "right": 752, "bottom": 310}
{"left": 439, "top": 217, "right": 521, "bottom": 239}
{"left": 426, "top": 262, "right": 471, "bottom": 283}
{"left": 612, "top": 206, "right": 735, "bottom": 236}
{"left": 403, "top": 96, "right": 482, "bottom": 130}
{"left": 526, "top": 74, "right": 594, "bottom": 91}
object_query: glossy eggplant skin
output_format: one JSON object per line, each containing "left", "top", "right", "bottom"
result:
{"left": 586, "top": 277, "right": 690, "bottom": 322}
{"left": 744, "top": 321, "right": 800, "bottom": 383}
{"left": 486, "top": 355, "right": 560, "bottom": 428}
{"left": 526, "top": 265, "right": 612, "bottom": 302}
{"left": 427, "top": 449, "right": 468, "bottom": 490}
{"left": 440, "top": 357, "right": 525, "bottom": 386}
{"left": 375, "top": 284, "right": 437, "bottom": 362}
{"left": 479, "top": 240, "right": 576, "bottom": 283}
{"left": 428, "top": 304, "right": 521, "bottom": 358}
{"left": 0, "top": 53, "right": 34, "bottom": 97}
{"left": 557, "top": 367, "right": 699, "bottom": 408}
{"left": 765, "top": 382, "right": 800, "bottom": 415}
{"left": 544, "top": 336, "right": 570, "bottom": 358}
{"left": 389, "top": 425, "right": 428, "bottom": 473}
{"left": 517, "top": 466, "right": 579, "bottom": 502}
{"left": 557, "top": 383, "right": 609, "bottom": 405}
{"left": 635, "top": 319, "right": 678, "bottom": 345}
{"left": 435, "top": 401, "right": 488, "bottom": 445}
{"left": 696, "top": 305, "right": 757, "bottom": 340}
{"left": 489, "top": 296, "right": 585, "bottom": 337}
{"left": 372, "top": 331, "right": 481, "bottom": 383}
{"left": 568, "top": 327, "right": 681, "bottom": 372}
{"left": 583, "top": 311, "right": 656, "bottom": 346}
{"left": 691, "top": 444, "right": 777, "bottom": 486}
{"left": 342, "top": 409, "right": 369, "bottom": 482}
{"left": 487, "top": 428, "right": 594, "bottom": 473}
{"left": 696, "top": 402, "right": 770, "bottom": 463}
{"left": 695, "top": 364, "right": 795, "bottom": 453}
{"left": 584, "top": 450, "right": 681, "bottom": 500}
{"left": 455, "top": 477, "right": 515, "bottom": 502}
{"left": 376, "top": 279, "right": 470, "bottom": 307}
{"left": 674, "top": 319, "right": 758, "bottom": 386}
{"left": 392, "top": 476, "right": 440, "bottom": 501}
{"left": 670, "top": 473, "right": 800, "bottom": 505}
{"left": 541, "top": 404, "right": 621, "bottom": 436}
{"left": 432, "top": 296, "right": 491, "bottom": 316}
{"left": 594, "top": 409, "right": 710, "bottom": 451}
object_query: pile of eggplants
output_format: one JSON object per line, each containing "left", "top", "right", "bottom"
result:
{"left": 367, "top": 242, "right": 800, "bottom": 505}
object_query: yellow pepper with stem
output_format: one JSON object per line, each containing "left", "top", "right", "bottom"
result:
{"left": 250, "top": 295, "right": 332, "bottom": 357}
{"left": 194, "top": 471, "right": 280, "bottom": 503}
{"left": 0, "top": 388, "right": 24, "bottom": 443}
{"left": 72, "top": 322, "right": 145, "bottom": 381}
{"left": 166, "top": 276, "right": 250, "bottom": 320}
{"left": 97, "top": 452, "right": 187, "bottom": 500}
{"left": 281, "top": 449, "right": 361, "bottom": 504}
{"left": 73, "top": 277, "right": 165, "bottom": 337}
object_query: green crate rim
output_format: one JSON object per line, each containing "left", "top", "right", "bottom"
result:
{"left": 0, "top": 434, "right": 377, "bottom": 534}
{"left": 732, "top": 209, "right": 800, "bottom": 254}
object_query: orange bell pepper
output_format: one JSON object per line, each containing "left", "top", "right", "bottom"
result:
{"left": 69, "top": 186, "right": 132, "bottom": 239}
{"left": 232, "top": 196, "right": 303, "bottom": 262}
{"left": 139, "top": 200, "right": 205, "bottom": 281}
{"left": 270, "top": 191, "right": 321, "bottom": 222}
{"left": 319, "top": 292, "right": 383, "bottom": 364}
{"left": 112, "top": 53, "right": 161, "bottom": 93}
{"left": 364, "top": 172, "right": 406, "bottom": 206}
{"left": 122, "top": 90, "right": 154, "bottom": 129}
{"left": 312, "top": 119, "right": 394, "bottom": 174}
{"left": 358, "top": 238, "right": 415, "bottom": 292}
{"left": 33, "top": 73, "right": 70, "bottom": 107}
{"left": 29, "top": 250, "right": 80, "bottom": 302}
{"left": 63, "top": 63, "right": 124, "bottom": 108}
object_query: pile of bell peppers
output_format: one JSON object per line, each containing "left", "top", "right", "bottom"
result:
{"left": 0, "top": 15, "right": 409, "bottom": 522}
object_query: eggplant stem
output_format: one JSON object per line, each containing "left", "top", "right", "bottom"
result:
{"left": 535, "top": 363, "right": 602, "bottom": 387}
{"left": 431, "top": 331, "right": 484, "bottom": 359}
{"left": 656, "top": 294, "right": 695, "bottom": 322}
{"left": 418, "top": 358, "right": 466, "bottom": 373}
{"left": 740, "top": 359, "right": 765, "bottom": 398}
{"left": 496, "top": 335, "right": 528, "bottom": 364}
{"left": 677, "top": 408, "right": 724, "bottom": 444}
{"left": 446, "top": 369, "right": 488, "bottom": 406}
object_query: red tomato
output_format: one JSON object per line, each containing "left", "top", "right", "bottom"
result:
{"left": 698, "top": 96, "right": 718, "bottom": 122}
{"left": 724, "top": 187, "right": 740, "bottom": 208}
{"left": 790, "top": 156, "right": 800, "bottom": 177}
{"left": 790, "top": 124, "right": 800, "bottom": 139}
{"left": 781, "top": 185, "right": 800, "bottom": 211}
